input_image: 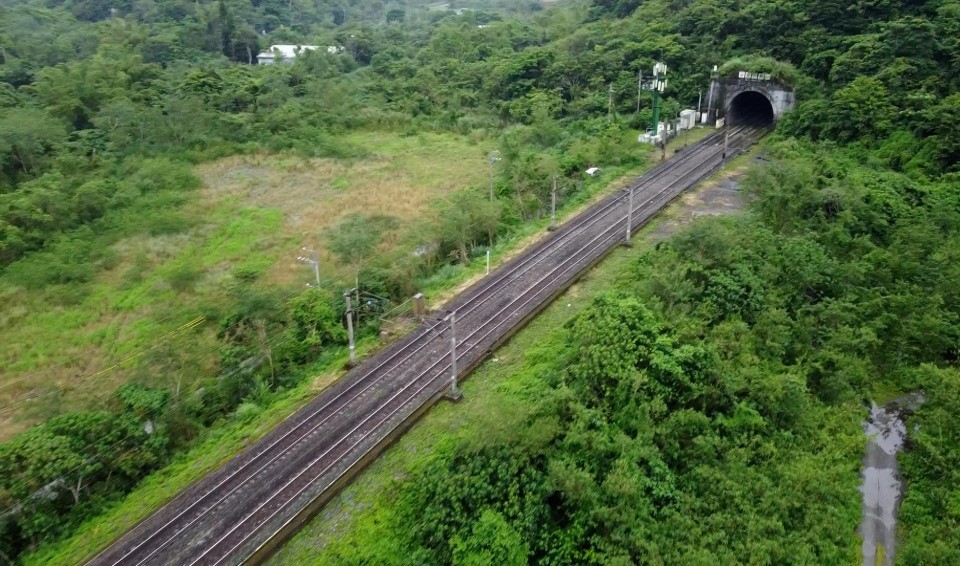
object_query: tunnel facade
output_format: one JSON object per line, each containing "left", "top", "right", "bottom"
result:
{"left": 705, "top": 70, "right": 795, "bottom": 125}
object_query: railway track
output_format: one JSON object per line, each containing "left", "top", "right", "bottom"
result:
{"left": 88, "top": 125, "right": 765, "bottom": 566}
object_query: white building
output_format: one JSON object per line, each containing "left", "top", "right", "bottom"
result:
{"left": 679, "top": 109, "right": 698, "bottom": 130}
{"left": 637, "top": 109, "right": 699, "bottom": 145}
{"left": 256, "top": 44, "right": 343, "bottom": 65}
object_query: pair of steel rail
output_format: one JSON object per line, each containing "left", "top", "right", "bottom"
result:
{"left": 89, "top": 126, "right": 764, "bottom": 566}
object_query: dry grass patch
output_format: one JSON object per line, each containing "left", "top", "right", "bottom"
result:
{"left": 196, "top": 132, "right": 487, "bottom": 287}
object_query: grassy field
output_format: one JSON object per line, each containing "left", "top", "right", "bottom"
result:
{"left": 0, "top": 132, "right": 488, "bottom": 440}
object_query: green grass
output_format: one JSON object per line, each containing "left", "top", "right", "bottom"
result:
{"left": 0, "top": 200, "right": 288, "bottom": 436}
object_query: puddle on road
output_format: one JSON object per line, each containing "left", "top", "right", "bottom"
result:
{"left": 860, "top": 393, "right": 923, "bottom": 566}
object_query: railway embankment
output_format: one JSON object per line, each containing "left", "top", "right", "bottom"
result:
{"left": 88, "top": 127, "right": 765, "bottom": 566}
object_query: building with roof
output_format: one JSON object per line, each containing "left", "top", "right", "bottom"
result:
{"left": 257, "top": 44, "right": 343, "bottom": 65}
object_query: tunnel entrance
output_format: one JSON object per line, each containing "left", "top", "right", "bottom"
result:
{"left": 727, "top": 90, "right": 775, "bottom": 126}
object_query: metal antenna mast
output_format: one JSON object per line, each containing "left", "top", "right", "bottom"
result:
{"left": 640, "top": 61, "right": 669, "bottom": 159}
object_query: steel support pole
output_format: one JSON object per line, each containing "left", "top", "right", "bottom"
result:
{"left": 722, "top": 129, "right": 729, "bottom": 167}
{"left": 447, "top": 312, "right": 458, "bottom": 395}
{"left": 488, "top": 162, "right": 494, "bottom": 202}
{"left": 624, "top": 185, "right": 634, "bottom": 245}
{"left": 485, "top": 250, "right": 490, "bottom": 275}
{"left": 344, "top": 291, "right": 356, "bottom": 366}
{"left": 549, "top": 176, "right": 557, "bottom": 231}
{"left": 636, "top": 69, "right": 642, "bottom": 114}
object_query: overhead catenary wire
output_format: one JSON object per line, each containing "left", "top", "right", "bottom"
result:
{"left": 0, "top": 255, "right": 414, "bottom": 515}
{"left": 0, "top": 292, "right": 312, "bottom": 417}
{"left": 1, "top": 144, "right": 668, "bottom": 544}
{"left": 0, "top": 319, "right": 309, "bottom": 520}
{"left": 180, "top": 130, "right": 763, "bottom": 564}
{"left": 0, "top": 294, "right": 211, "bottom": 392}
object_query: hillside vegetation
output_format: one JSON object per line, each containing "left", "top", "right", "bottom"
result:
{"left": 2, "top": 0, "right": 960, "bottom": 562}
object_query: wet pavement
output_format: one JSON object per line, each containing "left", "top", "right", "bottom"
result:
{"left": 648, "top": 173, "right": 747, "bottom": 242}
{"left": 860, "top": 394, "right": 923, "bottom": 566}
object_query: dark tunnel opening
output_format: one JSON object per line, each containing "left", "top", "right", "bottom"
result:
{"left": 728, "top": 91, "right": 775, "bottom": 126}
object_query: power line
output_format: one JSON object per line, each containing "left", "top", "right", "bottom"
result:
{"left": 0, "top": 295, "right": 210, "bottom": 391}
{"left": 0, "top": 292, "right": 310, "bottom": 418}
{"left": 0, "top": 316, "right": 208, "bottom": 416}
{"left": 0, "top": 253, "right": 349, "bottom": 416}
{"left": 0, "top": 320, "right": 305, "bottom": 518}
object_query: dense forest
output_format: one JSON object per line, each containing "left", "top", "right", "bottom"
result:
{"left": 2, "top": 0, "right": 960, "bottom": 562}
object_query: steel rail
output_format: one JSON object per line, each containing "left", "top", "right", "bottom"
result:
{"left": 89, "top": 126, "right": 762, "bottom": 566}
{"left": 97, "top": 127, "right": 733, "bottom": 566}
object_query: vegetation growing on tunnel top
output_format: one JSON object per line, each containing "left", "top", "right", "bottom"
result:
{"left": 718, "top": 55, "right": 805, "bottom": 88}
{"left": 3, "top": 0, "right": 960, "bottom": 560}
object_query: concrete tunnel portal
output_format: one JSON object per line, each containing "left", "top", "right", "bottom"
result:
{"left": 727, "top": 90, "right": 775, "bottom": 126}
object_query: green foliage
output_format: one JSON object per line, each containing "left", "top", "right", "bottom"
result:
{"left": 0, "top": 387, "right": 173, "bottom": 553}
{"left": 451, "top": 509, "right": 529, "bottom": 566}
{"left": 282, "top": 290, "right": 348, "bottom": 366}
{"left": 327, "top": 214, "right": 398, "bottom": 273}
{"left": 4, "top": 0, "right": 960, "bottom": 559}
{"left": 430, "top": 190, "right": 503, "bottom": 263}
{"left": 0, "top": 108, "right": 67, "bottom": 176}
{"left": 899, "top": 367, "right": 960, "bottom": 563}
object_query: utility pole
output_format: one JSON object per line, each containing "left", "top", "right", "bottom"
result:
{"left": 485, "top": 249, "right": 490, "bottom": 275}
{"left": 548, "top": 175, "right": 558, "bottom": 231}
{"left": 446, "top": 311, "right": 459, "bottom": 397}
{"left": 623, "top": 185, "right": 634, "bottom": 245}
{"left": 722, "top": 129, "right": 729, "bottom": 168}
{"left": 487, "top": 151, "right": 500, "bottom": 202}
{"left": 297, "top": 248, "right": 320, "bottom": 287}
{"left": 607, "top": 83, "right": 614, "bottom": 122}
{"left": 637, "top": 69, "right": 642, "bottom": 114}
{"left": 344, "top": 290, "right": 356, "bottom": 366}
{"left": 697, "top": 90, "right": 703, "bottom": 123}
